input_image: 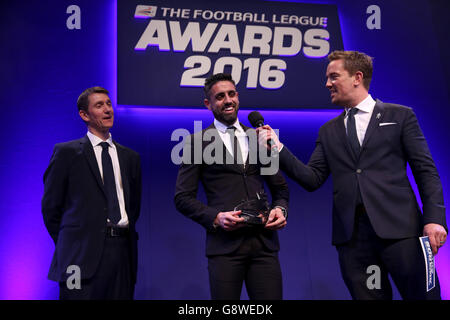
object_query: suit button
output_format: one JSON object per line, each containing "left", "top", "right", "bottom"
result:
{"left": 356, "top": 169, "right": 362, "bottom": 174}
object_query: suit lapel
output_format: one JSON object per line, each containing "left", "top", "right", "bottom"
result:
{"left": 361, "top": 99, "right": 385, "bottom": 150}
{"left": 242, "top": 124, "right": 253, "bottom": 171}
{"left": 210, "top": 124, "right": 234, "bottom": 164}
{"left": 335, "top": 100, "right": 386, "bottom": 161}
{"left": 203, "top": 123, "right": 230, "bottom": 164}
{"left": 81, "top": 136, "right": 106, "bottom": 196}
{"left": 335, "top": 110, "right": 357, "bottom": 161}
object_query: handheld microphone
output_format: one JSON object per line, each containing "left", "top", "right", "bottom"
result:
{"left": 248, "top": 111, "right": 279, "bottom": 154}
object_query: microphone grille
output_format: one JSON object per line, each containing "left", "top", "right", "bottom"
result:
{"left": 248, "top": 111, "right": 264, "bottom": 128}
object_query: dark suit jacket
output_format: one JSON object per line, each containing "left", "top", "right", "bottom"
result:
{"left": 42, "top": 135, "right": 142, "bottom": 282}
{"left": 279, "top": 99, "right": 446, "bottom": 245}
{"left": 174, "top": 123, "right": 289, "bottom": 256}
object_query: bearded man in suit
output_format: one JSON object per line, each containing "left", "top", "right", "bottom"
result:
{"left": 175, "top": 73, "right": 289, "bottom": 300}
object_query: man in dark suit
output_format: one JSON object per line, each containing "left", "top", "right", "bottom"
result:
{"left": 258, "top": 51, "right": 447, "bottom": 300}
{"left": 42, "top": 86, "right": 142, "bottom": 299}
{"left": 174, "top": 73, "right": 289, "bottom": 300}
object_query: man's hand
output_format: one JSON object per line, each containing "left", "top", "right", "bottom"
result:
{"left": 256, "top": 125, "right": 283, "bottom": 151}
{"left": 423, "top": 223, "right": 447, "bottom": 255}
{"left": 214, "top": 210, "right": 245, "bottom": 231}
{"left": 264, "top": 207, "right": 287, "bottom": 230}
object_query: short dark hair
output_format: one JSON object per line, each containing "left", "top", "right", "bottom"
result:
{"left": 204, "top": 73, "right": 235, "bottom": 98}
{"left": 77, "top": 86, "right": 109, "bottom": 112}
{"left": 328, "top": 51, "right": 373, "bottom": 90}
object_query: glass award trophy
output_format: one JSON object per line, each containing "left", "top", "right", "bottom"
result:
{"left": 233, "top": 194, "right": 270, "bottom": 225}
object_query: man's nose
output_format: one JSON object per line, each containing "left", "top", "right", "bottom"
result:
{"left": 224, "top": 94, "right": 233, "bottom": 104}
{"left": 325, "top": 78, "right": 332, "bottom": 88}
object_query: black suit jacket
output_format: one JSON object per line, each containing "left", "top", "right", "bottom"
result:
{"left": 42, "top": 135, "right": 142, "bottom": 282}
{"left": 174, "top": 123, "right": 289, "bottom": 256}
{"left": 279, "top": 99, "right": 446, "bottom": 245}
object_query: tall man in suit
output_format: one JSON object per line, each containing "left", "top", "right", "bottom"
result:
{"left": 175, "top": 73, "right": 289, "bottom": 300}
{"left": 42, "top": 86, "right": 142, "bottom": 299}
{"left": 258, "top": 51, "right": 447, "bottom": 299}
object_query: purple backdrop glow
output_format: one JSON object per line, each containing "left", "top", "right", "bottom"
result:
{"left": 0, "top": 0, "right": 449, "bottom": 299}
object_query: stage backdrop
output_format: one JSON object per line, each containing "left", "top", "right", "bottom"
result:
{"left": 117, "top": 0, "right": 343, "bottom": 108}
{"left": 0, "top": 0, "right": 449, "bottom": 299}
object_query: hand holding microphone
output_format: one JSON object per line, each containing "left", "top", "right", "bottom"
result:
{"left": 248, "top": 111, "right": 283, "bottom": 153}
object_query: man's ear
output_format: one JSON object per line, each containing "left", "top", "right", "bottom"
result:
{"left": 353, "top": 71, "right": 364, "bottom": 87}
{"left": 79, "top": 109, "right": 89, "bottom": 122}
{"left": 204, "top": 98, "right": 211, "bottom": 110}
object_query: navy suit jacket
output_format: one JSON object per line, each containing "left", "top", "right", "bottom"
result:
{"left": 42, "top": 135, "right": 141, "bottom": 282}
{"left": 279, "top": 99, "right": 446, "bottom": 245}
{"left": 174, "top": 123, "right": 289, "bottom": 256}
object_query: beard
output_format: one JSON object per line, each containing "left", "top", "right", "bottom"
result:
{"left": 212, "top": 104, "right": 239, "bottom": 126}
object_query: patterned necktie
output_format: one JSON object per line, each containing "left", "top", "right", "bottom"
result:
{"left": 100, "top": 142, "right": 121, "bottom": 224}
{"left": 347, "top": 107, "right": 360, "bottom": 157}
{"left": 226, "top": 126, "right": 244, "bottom": 166}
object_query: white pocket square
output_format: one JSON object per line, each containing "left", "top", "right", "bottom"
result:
{"left": 379, "top": 122, "right": 397, "bottom": 126}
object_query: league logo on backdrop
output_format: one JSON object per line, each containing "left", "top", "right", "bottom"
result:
{"left": 134, "top": 5, "right": 158, "bottom": 18}
{"left": 118, "top": 0, "right": 343, "bottom": 109}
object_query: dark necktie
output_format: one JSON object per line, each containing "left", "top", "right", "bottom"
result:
{"left": 346, "top": 109, "right": 363, "bottom": 206}
{"left": 100, "top": 142, "right": 121, "bottom": 224}
{"left": 226, "top": 126, "right": 244, "bottom": 165}
{"left": 347, "top": 107, "right": 360, "bottom": 157}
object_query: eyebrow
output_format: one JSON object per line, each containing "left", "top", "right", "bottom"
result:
{"left": 216, "top": 90, "right": 235, "bottom": 96}
{"left": 95, "top": 99, "right": 111, "bottom": 105}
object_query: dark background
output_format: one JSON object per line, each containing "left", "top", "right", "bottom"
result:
{"left": 0, "top": 0, "right": 449, "bottom": 299}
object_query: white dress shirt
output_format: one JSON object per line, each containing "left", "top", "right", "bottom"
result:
{"left": 344, "top": 94, "right": 376, "bottom": 146}
{"left": 87, "top": 131, "right": 129, "bottom": 227}
{"left": 214, "top": 118, "right": 249, "bottom": 164}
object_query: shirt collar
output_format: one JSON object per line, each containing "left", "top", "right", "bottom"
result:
{"left": 214, "top": 118, "right": 244, "bottom": 134}
{"left": 345, "top": 94, "right": 375, "bottom": 115}
{"left": 87, "top": 131, "right": 114, "bottom": 148}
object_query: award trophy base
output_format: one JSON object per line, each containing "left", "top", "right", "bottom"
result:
{"left": 234, "top": 198, "right": 270, "bottom": 225}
